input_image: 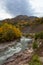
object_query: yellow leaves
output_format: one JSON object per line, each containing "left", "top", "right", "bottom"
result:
{"left": 13, "top": 27, "right": 22, "bottom": 38}
{"left": 0, "top": 23, "right": 22, "bottom": 42}
{"left": 0, "top": 28, "right": 3, "bottom": 33}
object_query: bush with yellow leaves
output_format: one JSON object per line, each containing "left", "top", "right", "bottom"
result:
{"left": 0, "top": 23, "right": 22, "bottom": 42}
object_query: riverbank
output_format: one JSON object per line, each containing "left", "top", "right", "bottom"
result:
{"left": 3, "top": 48, "right": 33, "bottom": 65}
{"left": 0, "top": 41, "right": 17, "bottom": 50}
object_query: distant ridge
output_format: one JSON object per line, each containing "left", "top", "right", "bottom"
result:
{"left": 0, "top": 15, "right": 38, "bottom": 24}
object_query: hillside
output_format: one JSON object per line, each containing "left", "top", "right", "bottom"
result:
{"left": 0, "top": 15, "right": 38, "bottom": 24}
{"left": 0, "top": 15, "right": 43, "bottom": 33}
{"left": 22, "top": 24, "right": 43, "bottom": 33}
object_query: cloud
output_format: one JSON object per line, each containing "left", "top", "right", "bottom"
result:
{"left": 5, "top": 0, "right": 43, "bottom": 17}
{"left": 0, "top": 0, "right": 12, "bottom": 20}
{"left": 5, "top": 0, "right": 34, "bottom": 16}
{"left": 0, "top": 0, "right": 43, "bottom": 20}
{"left": 29, "top": 0, "right": 43, "bottom": 17}
{"left": 0, "top": 8, "right": 12, "bottom": 20}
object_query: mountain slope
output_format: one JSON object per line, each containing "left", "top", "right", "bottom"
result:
{"left": 0, "top": 15, "right": 43, "bottom": 33}
{"left": 1, "top": 15, "right": 38, "bottom": 24}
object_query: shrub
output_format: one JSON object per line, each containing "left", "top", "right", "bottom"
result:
{"left": 33, "top": 41, "right": 38, "bottom": 49}
{"left": 0, "top": 23, "right": 22, "bottom": 42}
{"left": 35, "top": 32, "right": 43, "bottom": 40}
{"left": 29, "top": 55, "right": 42, "bottom": 65}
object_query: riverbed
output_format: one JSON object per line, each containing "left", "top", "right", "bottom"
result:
{"left": 0, "top": 37, "right": 32, "bottom": 65}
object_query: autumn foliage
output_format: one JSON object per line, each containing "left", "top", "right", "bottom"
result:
{"left": 0, "top": 23, "right": 22, "bottom": 42}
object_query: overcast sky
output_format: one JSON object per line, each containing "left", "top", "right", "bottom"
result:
{"left": 0, "top": 0, "right": 43, "bottom": 20}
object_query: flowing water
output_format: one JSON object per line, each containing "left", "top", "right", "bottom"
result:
{"left": 0, "top": 37, "right": 32, "bottom": 65}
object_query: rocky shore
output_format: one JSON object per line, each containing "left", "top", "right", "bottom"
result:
{"left": 3, "top": 49, "right": 33, "bottom": 65}
{"left": 0, "top": 41, "right": 17, "bottom": 50}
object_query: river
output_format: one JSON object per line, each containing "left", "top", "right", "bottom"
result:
{"left": 0, "top": 37, "right": 32, "bottom": 65}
